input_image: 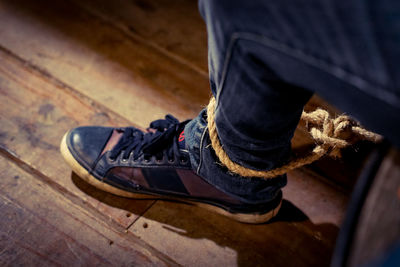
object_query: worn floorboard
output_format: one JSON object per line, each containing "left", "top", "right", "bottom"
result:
{"left": 0, "top": 48, "right": 154, "bottom": 227}
{"left": 128, "top": 168, "right": 347, "bottom": 266}
{"left": 0, "top": 0, "right": 209, "bottom": 123}
{"left": 0, "top": 0, "right": 382, "bottom": 266}
{"left": 73, "top": 0, "right": 209, "bottom": 76}
{"left": 0, "top": 154, "right": 176, "bottom": 266}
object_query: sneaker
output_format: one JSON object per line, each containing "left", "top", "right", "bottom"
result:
{"left": 60, "top": 115, "right": 282, "bottom": 223}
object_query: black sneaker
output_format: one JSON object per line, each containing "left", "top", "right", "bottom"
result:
{"left": 60, "top": 115, "right": 282, "bottom": 223}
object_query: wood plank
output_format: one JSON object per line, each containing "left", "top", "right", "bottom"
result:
{"left": 0, "top": 1, "right": 368, "bottom": 265}
{"left": 0, "top": 52, "right": 348, "bottom": 265}
{"left": 0, "top": 154, "right": 177, "bottom": 266}
{"left": 0, "top": 0, "right": 337, "bottom": 128}
{"left": 0, "top": 48, "right": 154, "bottom": 228}
{"left": 72, "top": 0, "right": 342, "bottom": 118}
{"left": 0, "top": 0, "right": 210, "bottom": 124}
{"left": 128, "top": 170, "right": 348, "bottom": 267}
{"left": 74, "top": 0, "right": 209, "bottom": 76}
{"left": 71, "top": 0, "right": 342, "bottom": 117}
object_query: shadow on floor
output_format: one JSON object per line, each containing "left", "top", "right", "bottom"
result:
{"left": 72, "top": 172, "right": 338, "bottom": 267}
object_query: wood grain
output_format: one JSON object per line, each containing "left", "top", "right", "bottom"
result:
{"left": 0, "top": 154, "right": 176, "bottom": 266}
{"left": 0, "top": 0, "right": 210, "bottom": 124}
{"left": 0, "top": 0, "right": 381, "bottom": 265}
{"left": 128, "top": 168, "right": 348, "bottom": 266}
{"left": 74, "top": 0, "right": 209, "bottom": 76}
{"left": 0, "top": 48, "right": 154, "bottom": 228}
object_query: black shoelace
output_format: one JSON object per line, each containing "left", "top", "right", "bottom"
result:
{"left": 109, "top": 115, "right": 189, "bottom": 163}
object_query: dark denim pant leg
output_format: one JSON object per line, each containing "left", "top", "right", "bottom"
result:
{"left": 198, "top": 0, "right": 400, "bottom": 147}
{"left": 185, "top": 0, "right": 400, "bottom": 203}
{"left": 185, "top": 0, "right": 312, "bottom": 204}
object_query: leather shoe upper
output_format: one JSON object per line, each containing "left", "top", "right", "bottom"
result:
{"left": 67, "top": 126, "right": 114, "bottom": 170}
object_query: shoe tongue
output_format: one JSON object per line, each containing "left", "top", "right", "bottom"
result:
{"left": 178, "top": 129, "right": 186, "bottom": 150}
{"left": 101, "top": 129, "right": 124, "bottom": 156}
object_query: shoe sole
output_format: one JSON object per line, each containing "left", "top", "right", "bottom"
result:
{"left": 60, "top": 132, "right": 281, "bottom": 224}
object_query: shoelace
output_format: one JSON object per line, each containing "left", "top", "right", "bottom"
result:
{"left": 109, "top": 115, "right": 189, "bottom": 163}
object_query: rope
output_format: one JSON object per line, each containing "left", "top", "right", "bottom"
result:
{"left": 206, "top": 97, "right": 382, "bottom": 178}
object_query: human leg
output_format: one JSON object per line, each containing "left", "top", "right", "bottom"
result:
{"left": 185, "top": 0, "right": 313, "bottom": 202}
{"left": 186, "top": 0, "right": 400, "bottom": 203}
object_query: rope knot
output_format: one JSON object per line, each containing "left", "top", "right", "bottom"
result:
{"left": 303, "top": 109, "right": 357, "bottom": 158}
{"left": 206, "top": 97, "right": 382, "bottom": 179}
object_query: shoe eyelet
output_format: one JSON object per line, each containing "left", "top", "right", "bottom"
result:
{"left": 121, "top": 158, "right": 128, "bottom": 162}
{"left": 180, "top": 157, "right": 188, "bottom": 164}
{"left": 168, "top": 158, "right": 175, "bottom": 164}
{"left": 134, "top": 184, "right": 140, "bottom": 190}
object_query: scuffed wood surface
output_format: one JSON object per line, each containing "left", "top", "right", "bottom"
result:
{"left": 129, "top": 170, "right": 347, "bottom": 267}
{"left": 0, "top": 0, "right": 209, "bottom": 124}
{"left": 0, "top": 155, "right": 176, "bottom": 266}
{"left": 0, "top": 48, "right": 154, "bottom": 227}
{"left": 0, "top": 0, "right": 380, "bottom": 265}
{"left": 74, "top": 0, "right": 209, "bottom": 76}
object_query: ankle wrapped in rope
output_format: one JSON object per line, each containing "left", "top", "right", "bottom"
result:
{"left": 206, "top": 97, "right": 382, "bottom": 179}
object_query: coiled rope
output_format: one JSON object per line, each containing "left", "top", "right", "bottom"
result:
{"left": 207, "top": 97, "right": 382, "bottom": 178}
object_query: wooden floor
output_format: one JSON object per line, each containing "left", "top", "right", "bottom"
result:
{"left": 0, "top": 0, "right": 378, "bottom": 266}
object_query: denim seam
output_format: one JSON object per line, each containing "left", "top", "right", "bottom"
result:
{"left": 217, "top": 32, "right": 400, "bottom": 107}
{"left": 215, "top": 34, "right": 237, "bottom": 105}
{"left": 196, "top": 125, "right": 208, "bottom": 175}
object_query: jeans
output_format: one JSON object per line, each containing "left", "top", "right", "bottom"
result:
{"left": 185, "top": 0, "right": 400, "bottom": 203}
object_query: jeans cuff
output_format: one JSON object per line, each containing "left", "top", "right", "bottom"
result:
{"left": 184, "top": 109, "right": 287, "bottom": 204}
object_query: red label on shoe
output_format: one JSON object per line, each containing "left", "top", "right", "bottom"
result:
{"left": 178, "top": 130, "right": 186, "bottom": 150}
{"left": 179, "top": 130, "right": 185, "bottom": 142}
